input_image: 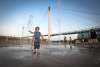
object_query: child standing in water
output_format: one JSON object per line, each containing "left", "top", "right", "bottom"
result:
{"left": 29, "top": 26, "right": 42, "bottom": 53}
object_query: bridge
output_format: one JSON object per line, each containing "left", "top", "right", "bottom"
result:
{"left": 23, "top": 27, "right": 100, "bottom": 38}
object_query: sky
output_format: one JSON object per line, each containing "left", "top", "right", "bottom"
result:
{"left": 0, "top": 0, "right": 100, "bottom": 38}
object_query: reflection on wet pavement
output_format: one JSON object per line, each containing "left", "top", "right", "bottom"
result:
{"left": 0, "top": 44, "right": 100, "bottom": 67}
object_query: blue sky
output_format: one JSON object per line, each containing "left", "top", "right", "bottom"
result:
{"left": 0, "top": 0, "right": 100, "bottom": 37}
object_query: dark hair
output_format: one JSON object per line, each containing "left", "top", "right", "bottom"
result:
{"left": 35, "top": 26, "right": 40, "bottom": 30}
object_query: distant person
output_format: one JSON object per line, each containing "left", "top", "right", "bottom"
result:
{"left": 90, "top": 28, "right": 97, "bottom": 43}
{"left": 69, "top": 37, "right": 72, "bottom": 44}
{"left": 29, "top": 26, "right": 43, "bottom": 54}
{"left": 64, "top": 36, "right": 67, "bottom": 43}
{"left": 81, "top": 34, "right": 85, "bottom": 45}
{"left": 64, "top": 36, "right": 67, "bottom": 48}
{"left": 69, "top": 37, "right": 72, "bottom": 49}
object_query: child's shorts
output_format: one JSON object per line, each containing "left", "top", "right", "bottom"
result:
{"left": 34, "top": 42, "right": 40, "bottom": 49}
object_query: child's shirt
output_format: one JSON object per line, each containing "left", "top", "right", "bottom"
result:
{"left": 33, "top": 32, "right": 41, "bottom": 42}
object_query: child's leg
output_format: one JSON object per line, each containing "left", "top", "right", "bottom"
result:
{"left": 33, "top": 42, "right": 37, "bottom": 52}
{"left": 34, "top": 49, "right": 36, "bottom": 52}
{"left": 37, "top": 49, "right": 40, "bottom": 53}
{"left": 37, "top": 42, "right": 40, "bottom": 52}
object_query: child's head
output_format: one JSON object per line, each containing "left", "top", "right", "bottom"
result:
{"left": 35, "top": 26, "right": 40, "bottom": 32}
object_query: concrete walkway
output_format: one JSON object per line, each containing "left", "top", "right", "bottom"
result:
{"left": 0, "top": 44, "right": 100, "bottom": 67}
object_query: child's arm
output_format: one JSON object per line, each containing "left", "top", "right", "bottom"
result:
{"left": 28, "top": 30, "right": 34, "bottom": 34}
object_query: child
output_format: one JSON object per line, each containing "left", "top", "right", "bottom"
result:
{"left": 29, "top": 26, "right": 42, "bottom": 53}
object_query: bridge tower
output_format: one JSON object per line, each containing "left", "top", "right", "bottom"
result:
{"left": 48, "top": 6, "right": 52, "bottom": 41}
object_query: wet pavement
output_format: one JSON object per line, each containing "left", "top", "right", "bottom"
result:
{"left": 0, "top": 44, "right": 100, "bottom": 67}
